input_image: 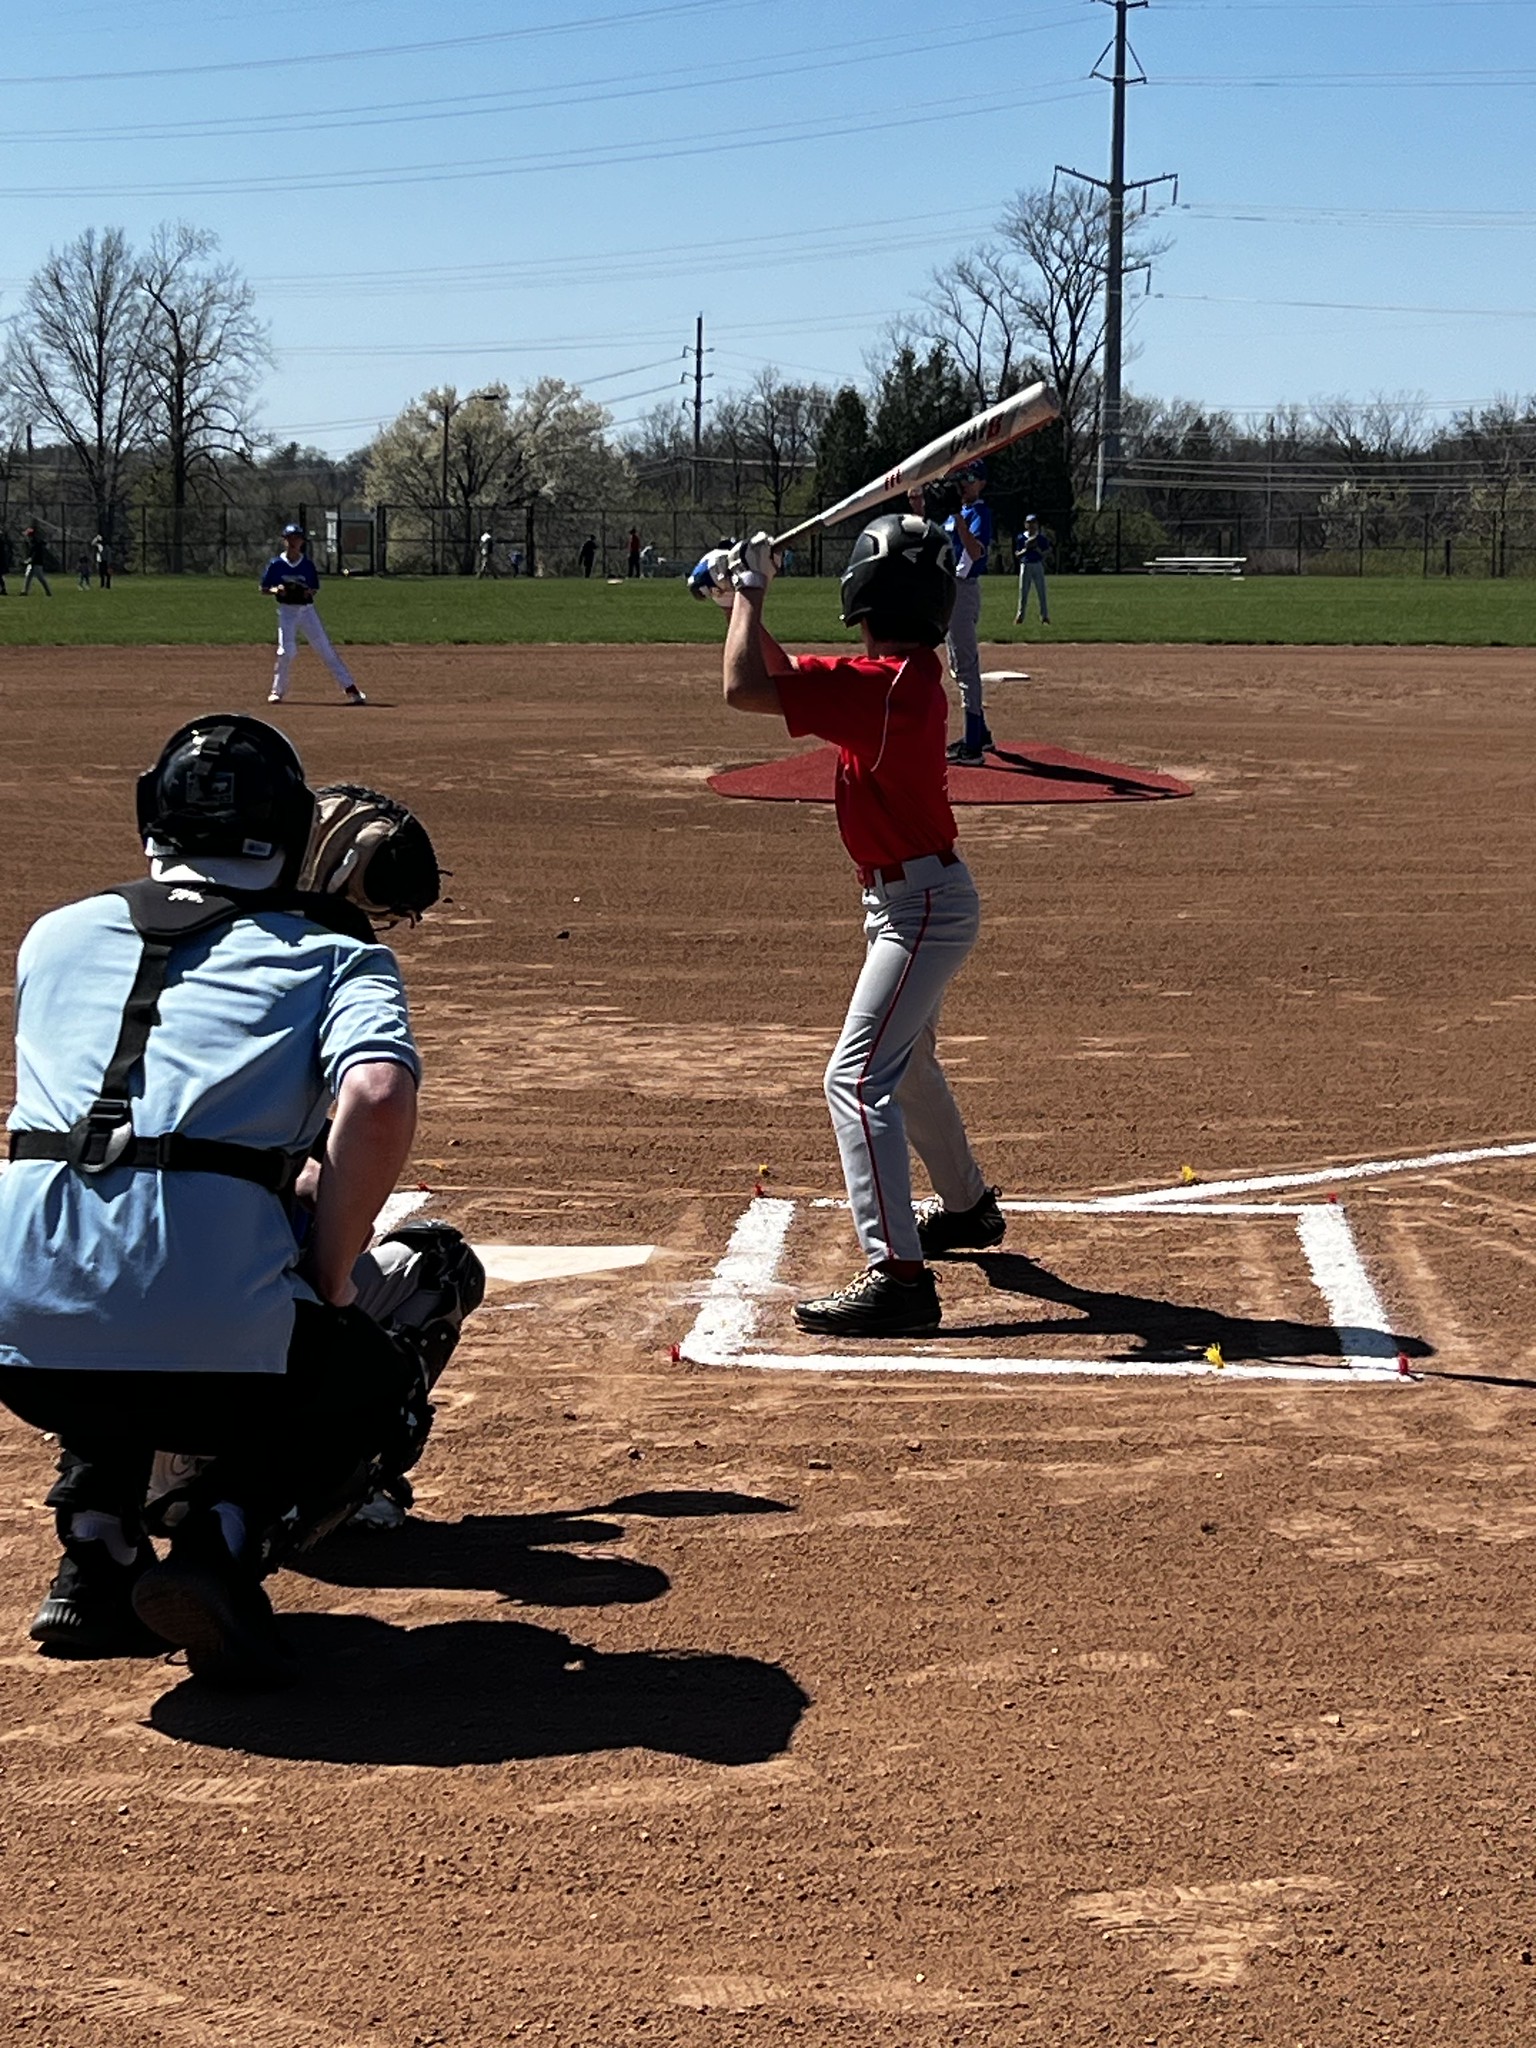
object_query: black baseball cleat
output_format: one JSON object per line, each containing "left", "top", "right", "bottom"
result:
{"left": 915, "top": 1186, "right": 1007, "bottom": 1259}
{"left": 793, "top": 1265, "right": 941, "bottom": 1338}
{"left": 131, "top": 1512, "right": 297, "bottom": 1691}
{"left": 30, "top": 1539, "right": 165, "bottom": 1659}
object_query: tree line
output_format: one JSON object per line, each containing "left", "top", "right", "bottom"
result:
{"left": 4, "top": 203, "right": 1532, "bottom": 576}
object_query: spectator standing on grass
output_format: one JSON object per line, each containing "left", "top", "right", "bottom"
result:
{"left": 476, "top": 531, "right": 497, "bottom": 579}
{"left": 579, "top": 534, "right": 597, "bottom": 578}
{"left": 1013, "top": 515, "right": 1051, "bottom": 625}
{"left": 626, "top": 528, "right": 642, "bottom": 579}
{"left": 93, "top": 535, "right": 112, "bottom": 590}
{"left": 640, "top": 543, "right": 657, "bottom": 578}
{"left": 76, "top": 548, "right": 93, "bottom": 590}
{"left": 0, "top": 529, "right": 11, "bottom": 596}
{"left": 22, "top": 526, "right": 52, "bottom": 598}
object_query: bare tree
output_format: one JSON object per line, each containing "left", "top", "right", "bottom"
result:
{"left": 2, "top": 226, "right": 149, "bottom": 543}
{"left": 919, "top": 246, "right": 1037, "bottom": 412}
{"left": 736, "top": 370, "right": 829, "bottom": 528}
{"left": 136, "top": 222, "right": 271, "bottom": 572}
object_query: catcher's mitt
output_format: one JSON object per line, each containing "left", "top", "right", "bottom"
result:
{"left": 298, "top": 784, "right": 441, "bottom": 925}
{"left": 276, "top": 578, "right": 313, "bottom": 605}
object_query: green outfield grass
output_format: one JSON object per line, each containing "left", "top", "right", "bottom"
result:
{"left": 2, "top": 572, "right": 1531, "bottom": 647}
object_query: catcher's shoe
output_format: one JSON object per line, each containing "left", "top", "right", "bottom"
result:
{"left": 132, "top": 1511, "right": 296, "bottom": 1691}
{"left": 915, "top": 1186, "right": 1006, "bottom": 1259}
{"left": 30, "top": 1538, "right": 164, "bottom": 1659}
{"left": 793, "top": 1265, "right": 941, "bottom": 1338}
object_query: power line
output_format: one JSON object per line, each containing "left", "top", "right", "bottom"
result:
{"left": 1155, "top": 291, "right": 1536, "bottom": 319}
{"left": 0, "top": 0, "right": 753, "bottom": 86}
{"left": 0, "top": 82, "right": 1096, "bottom": 200}
{"left": 0, "top": 16, "right": 1086, "bottom": 144}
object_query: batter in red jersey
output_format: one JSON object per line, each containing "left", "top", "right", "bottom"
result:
{"left": 712, "top": 515, "right": 1005, "bottom": 1338}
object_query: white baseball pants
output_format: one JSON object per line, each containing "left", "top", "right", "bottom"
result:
{"left": 271, "top": 604, "right": 356, "bottom": 696}
{"left": 824, "top": 855, "right": 989, "bottom": 1266}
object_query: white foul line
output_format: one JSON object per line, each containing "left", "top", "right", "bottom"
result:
{"left": 1094, "top": 1137, "right": 1536, "bottom": 1210}
{"left": 678, "top": 1196, "right": 794, "bottom": 1366}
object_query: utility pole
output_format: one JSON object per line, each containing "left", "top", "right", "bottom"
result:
{"left": 1056, "top": 0, "right": 1177, "bottom": 508}
{"left": 689, "top": 313, "right": 710, "bottom": 502}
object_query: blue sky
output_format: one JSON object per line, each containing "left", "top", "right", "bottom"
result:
{"left": 3, "top": 0, "right": 1533, "bottom": 454}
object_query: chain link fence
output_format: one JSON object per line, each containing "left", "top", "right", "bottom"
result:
{"left": 7, "top": 489, "right": 1536, "bottom": 580}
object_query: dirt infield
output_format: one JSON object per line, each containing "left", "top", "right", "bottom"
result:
{"left": 4, "top": 640, "right": 1536, "bottom": 2045}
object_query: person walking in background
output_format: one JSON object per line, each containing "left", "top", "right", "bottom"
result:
{"left": 942, "top": 461, "right": 992, "bottom": 765}
{"left": 0, "top": 530, "right": 12, "bottom": 596}
{"left": 22, "top": 526, "right": 53, "bottom": 597}
{"left": 261, "top": 523, "right": 366, "bottom": 707}
{"left": 76, "top": 548, "right": 93, "bottom": 590}
{"left": 1014, "top": 514, "right": 1051, "bottom": 625}
{"left": 626, "top": 528, "right": 642, "bottom": 579}
{"left": 476, "top": 531, "right": 497, "bottom": 579}
{"left": 578, "top": 534, "right": 597, "bottom": 578}
{"left": 93, "top": 534, "right": 113, "bottom": 590}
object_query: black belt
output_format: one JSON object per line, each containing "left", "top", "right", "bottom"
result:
{"left": 9, "top": 1126, "right": 303, "bottom": 1193}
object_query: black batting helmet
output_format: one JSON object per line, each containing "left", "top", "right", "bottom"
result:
{"left": 136, "top": 715, "right": 316, "bottom": 885}
{"left": 839, "top": 514, "right": 956, "bottom": 648}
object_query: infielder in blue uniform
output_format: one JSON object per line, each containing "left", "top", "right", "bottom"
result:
{"left": 261, "top": 524, "right": 366, "bottom": 706}
{"left": 944, "top": 461, "right": 992, "bottom": 765}
{"left": 0, "top": 719, "right": 480, "bottom": 1686}
{"left": 1014, "top": 514, "right": 1051, "bottom": 624}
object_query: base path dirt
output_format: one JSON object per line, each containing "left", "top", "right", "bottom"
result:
{"left": 3, "top": 641, "right": 1536, "bottom": 2045}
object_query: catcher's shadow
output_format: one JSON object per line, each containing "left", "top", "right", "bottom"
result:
{"left": 940, "top": 1251, "right": 1432, "bottom": 1366}
{"left": 148, "top": 1616, "right": 809, "bottom": 1769}
{"left": 288, "top": 1492, "right": 793, "bottom": 1609}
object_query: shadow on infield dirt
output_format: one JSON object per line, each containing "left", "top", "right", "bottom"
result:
{"left": 289, "top": 1493, "right": 795, "bottom": 1608}
{"left": 942, "top": 1251, "right": 1434, "bottom": 1366}
{"left": 148, "top": 1616, "right": 810, "bottom": 1768}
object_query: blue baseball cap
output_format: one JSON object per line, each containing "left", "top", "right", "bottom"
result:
{"left": 282, "top": 523, "right": 304, "bottom": 536}
{"left": 956, "top": 459, "right": 988, "bottom": 482}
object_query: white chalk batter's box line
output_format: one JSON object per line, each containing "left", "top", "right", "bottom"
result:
{"left": 679, "top": 1194, "right": 1402, "bottom": 1383}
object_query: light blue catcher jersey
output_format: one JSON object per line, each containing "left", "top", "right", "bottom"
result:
{"left": 0, "top": 894, "right": 420, "bottom": 1375}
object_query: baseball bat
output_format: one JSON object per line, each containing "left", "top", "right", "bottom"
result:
{"left": 771, "top": 381, "right": 1061, "bottom": 549}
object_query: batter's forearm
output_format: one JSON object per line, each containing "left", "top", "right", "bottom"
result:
{"left": 722, "top": 589, "right": 788, "bottom": 716}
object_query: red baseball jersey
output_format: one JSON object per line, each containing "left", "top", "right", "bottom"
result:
{"left": 777, "top": 648, "right": 958, "bottom": 869}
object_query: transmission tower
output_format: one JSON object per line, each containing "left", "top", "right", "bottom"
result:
{"left": 1056, "top": 0, "right": 1177, "bottom": 507}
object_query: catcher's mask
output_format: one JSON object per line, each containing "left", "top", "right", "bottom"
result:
{"left": 298, "top": 784, "right": 441, "bottom": 927}
{"left": 839, "top": 514, "right": 956, "bottom": 648}
{"left": 136, "top": 715, "right": 316, "bottom": 888}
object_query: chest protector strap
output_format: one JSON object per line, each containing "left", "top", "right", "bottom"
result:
{"left": 8, "top": 879, "right": 374, "bottom": 1189}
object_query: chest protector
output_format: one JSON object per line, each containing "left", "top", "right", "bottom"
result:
{"left": 8, "top": 879, "right": 374, "bottom": 1191}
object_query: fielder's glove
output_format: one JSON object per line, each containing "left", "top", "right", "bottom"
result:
{"left": 298, "top": 784, "right": 442, "bottom": 926}
{"left": 727, "top": 531, "right": 780, "bottom": 593}
{"left": 276, "top": 579, "right": 313, "bottom": 605}
{"left": 686, "top": 548, "right": 735, "bottom": 610}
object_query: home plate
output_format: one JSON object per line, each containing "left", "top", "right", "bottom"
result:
{"left": 981, "top": 669, "right": 1030, "bottom": 682}
{"left": 473, "top": 1243, "right": 656, "bottom": 1285}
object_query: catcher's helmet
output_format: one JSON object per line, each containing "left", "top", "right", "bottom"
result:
{"left": 839, "top": 514, "right": 956, "bottom": 648}
{"left": 136, "top": 715, "right": 316, "bottom": 884}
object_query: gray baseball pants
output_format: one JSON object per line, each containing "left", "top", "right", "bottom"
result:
{"left": 824, "top": 854, "right": 989, "bottom": 1266}
{"left": 945, "top": 575, "right": 985, "bottom": 725}
{"left": 1017, "top": 561, "right": 1049, "bottom": 620}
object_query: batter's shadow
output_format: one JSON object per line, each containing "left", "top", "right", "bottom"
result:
{"left": 941, "top": 1250, "right": 1433, "bottom": 1366}
{"left": 148, "top": 1615, "right": 810, "bottom": 1769}
{"left": 288, "top": 1491, "right": 794, "bottom": 1609}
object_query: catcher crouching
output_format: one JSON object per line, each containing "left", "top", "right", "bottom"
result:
{"left": 0, "top": 719, "right": 481, "bottom": 1689}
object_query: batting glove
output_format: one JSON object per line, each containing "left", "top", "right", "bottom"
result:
{"left": 687, "top": 548, "right": 735, "bottom": 609}
{"left": 727, "top": 531, "right": 780, "bottom": 592}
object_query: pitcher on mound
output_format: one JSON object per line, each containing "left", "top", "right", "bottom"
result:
{"left": 261, "top": 523, "right": 366, "bottom": 707}
{"left": 705, "top": 516, "right": 1005, "bottom": 1338}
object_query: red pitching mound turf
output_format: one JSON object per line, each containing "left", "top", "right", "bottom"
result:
{"left": 708, "top": 741, "right": 1192, "bottom": 805}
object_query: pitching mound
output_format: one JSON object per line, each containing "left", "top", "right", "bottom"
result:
{"left": 708, "top": 739, "right": 1193, "bottom": 805}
